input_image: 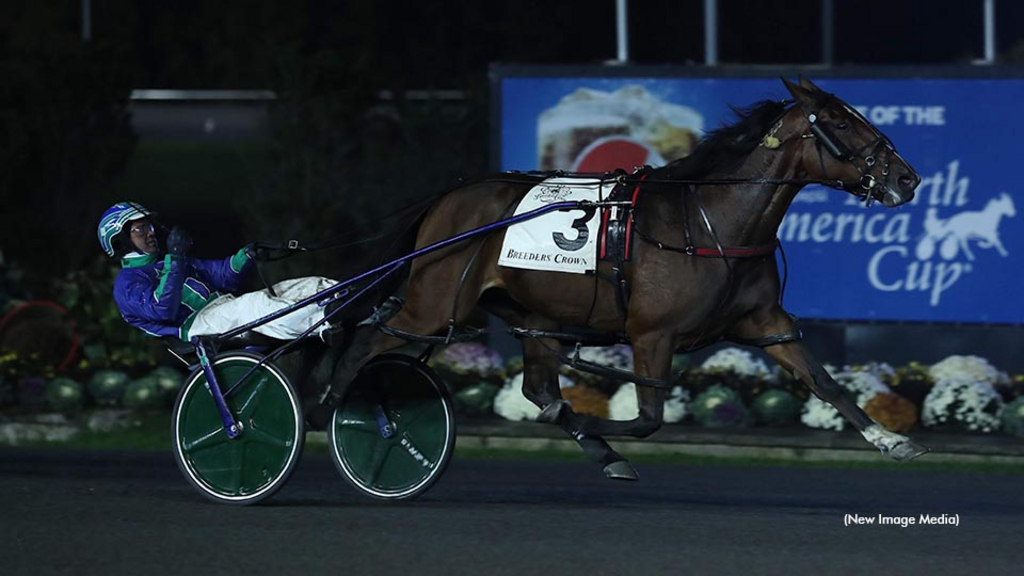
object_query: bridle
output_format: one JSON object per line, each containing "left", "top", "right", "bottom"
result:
{"left": 796, "top": 94, "right": 900, "bottom": 207}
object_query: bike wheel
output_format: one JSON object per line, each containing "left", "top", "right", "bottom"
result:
{"left": 172, "top": 352, "right": 303, "bottom": 505}
{"left": 329, "top": 353, "right": 455, "bottom": 500}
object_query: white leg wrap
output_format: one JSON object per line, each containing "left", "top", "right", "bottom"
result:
{"left": 860, "top": 424, "right": 908, "bottom": 453}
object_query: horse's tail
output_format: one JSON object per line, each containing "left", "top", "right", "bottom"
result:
{"left": 368, "top": 199, "right": 433, "bottom": 305}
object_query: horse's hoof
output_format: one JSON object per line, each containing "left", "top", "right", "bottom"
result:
{"left": 603, "top": 460, "right": 639, "bottom": 481}
{"left": 536, "top": 400, "right": 568, "bottom": 424}
{"left": 890, "top": 440, "right": 929, "bottom": 462}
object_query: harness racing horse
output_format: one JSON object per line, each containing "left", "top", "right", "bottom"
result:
{"left": 324, "top": 77, "right": 927, "bottom": 479}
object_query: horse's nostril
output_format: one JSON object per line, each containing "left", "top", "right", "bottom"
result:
{"left": 898, "top": 175, "right": 917, "bottom": 192}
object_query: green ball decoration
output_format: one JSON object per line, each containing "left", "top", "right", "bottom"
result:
{"left": 122, "top": 376, "right": 163, "bottom": 411}
{"left": 148, "top": 366, "right": 184, "bottom": 405}
{"left": 454, "top": 382, "right": 500, "bottom": 415}
{"left": 88, "top": 370, "right": 131, "bottom": 406}
{"left": 45, "top": 377, "right": 85, "bottom": 412}
{"left": 691, "top": 384, "right": 750, "bottom": 428}
{"left": 751, "top": 389, "right": 802, "bottom": 426}
{"left": 1000, "top": 397, "right": 1024, "bottom": 438}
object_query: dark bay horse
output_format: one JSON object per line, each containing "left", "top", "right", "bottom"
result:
{"left": 325, "top": 77, "right": 927, "bottom": 479}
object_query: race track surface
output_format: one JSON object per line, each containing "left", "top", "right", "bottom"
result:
{"left": 0, "top": 447, "right": 1019, "bottom": 576}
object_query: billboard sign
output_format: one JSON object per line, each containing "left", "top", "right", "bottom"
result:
{"left": 496, "top": 71, "right": 1023, "bottom": 324}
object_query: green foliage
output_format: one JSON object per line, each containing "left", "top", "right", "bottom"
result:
{"left": 0, "top": 251, "right": 30, "bottom": 312}
{"left": 53, "top": 257, "right": 163, "bottom": 374}
{"left": 890, "top": 362, "right": 934, "bottom": 406}
{"left": 0, "top": 370, "right": 13, "bottom": 407}
{"left": 1000, "top": 397, "right": 1024, "bottom": 438}
{"left": 45, "top": 377, "right": 85, "bottom": 412}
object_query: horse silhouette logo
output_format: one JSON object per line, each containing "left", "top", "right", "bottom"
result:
{"left": 915, "top": 193, "right": 1016, "bottom": 261}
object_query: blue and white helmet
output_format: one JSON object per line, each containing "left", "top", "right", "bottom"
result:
{"left": 98, "top": 202, "right": 152, "bottom": 257}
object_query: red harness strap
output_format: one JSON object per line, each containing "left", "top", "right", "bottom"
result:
{"left": 690, "top": 241, "right": 779, "bottom": 258}
{"left": 623, "top": 174, "right": 647, "bottom": 258}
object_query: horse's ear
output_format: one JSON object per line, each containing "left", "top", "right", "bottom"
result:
{"left": 798, "top": 76, "right": 822, "bottom": 92}
{"left": 781, "top": 76, "right": 813, "bottom": 105}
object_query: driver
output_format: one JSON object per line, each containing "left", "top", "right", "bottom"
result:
{"left": 98, "top": 201, "right": 339, "bottom": 344}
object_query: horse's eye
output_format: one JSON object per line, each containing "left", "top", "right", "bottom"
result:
{"left": 837, "top": 122, "right": 849, "bottom": 130}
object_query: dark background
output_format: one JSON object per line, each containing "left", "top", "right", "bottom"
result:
{"left": 2, "top": 0, "right": 1023, "bottom": 367}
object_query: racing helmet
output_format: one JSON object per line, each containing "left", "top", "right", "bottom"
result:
{"left": 98, "top": 202, "right": 153, "bottom": 257}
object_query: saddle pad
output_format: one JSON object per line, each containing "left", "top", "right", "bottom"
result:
{"left": 498, "top": 177, "right": 617, "bottom": 274}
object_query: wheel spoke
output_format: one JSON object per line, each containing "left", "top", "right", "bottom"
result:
{"left": 245, "top": 423, "right": 294, "bottom": 449}
{"left": 366, "top": 442, "right": 394, "bottom": 486}
{"left": 228, "top": 443, "right": 244, "bottom": 494}
{"left": 235, "top": 375, "right": 272, "bottom": 420}
{"left": 182, "top": 425, "right": 229, "bottom": 454}
{"left": 335, "top": 416, "right": 381, "bottom": 435}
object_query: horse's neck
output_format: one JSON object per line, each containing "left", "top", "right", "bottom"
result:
{"left": 696, "top": 146, "right": 805, "bottom": 246}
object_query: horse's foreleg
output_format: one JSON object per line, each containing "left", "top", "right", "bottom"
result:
{"left": 764, "top": 340, "right": 929, "bottom": 461}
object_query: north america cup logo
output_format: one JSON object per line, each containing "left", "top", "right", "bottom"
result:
{"left": 783, "top": 160, "right": 1017, "bottom": 308}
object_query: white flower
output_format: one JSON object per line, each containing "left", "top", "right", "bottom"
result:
{"left": 701, "top": 347, "right": 775, "bottom": 381}
{"left": 799, "top": 370, "right": 889, "bottom": 431}
{"left": 608, "top": 383, "right": 689, "bottom": 423}
{"left": 801, "top": 396, "right": 846, "bottom": 431}
{"left": 576, "top": 345, "right": 634, "bottom": 371}
{"left": 846, "top": 362, "right": 897, "bottom": 383}
{"left": 929, "top": 355, "right": 1008, "bottom": 386}
{"left": 493, "top": 373, "right": 575, "bottom": 421}
{"left": 834, "top": 371, "right": 890, "bottom": 405}
{"left": 922, "top": 377, "right": 1003, "bottom": 433}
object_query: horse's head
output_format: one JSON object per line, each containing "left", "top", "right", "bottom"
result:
{"left": 783, "top": 77, "right": 920, "bottom": 207}
{"left": 997, "top": 192, "right": 1016, "bottom": 217}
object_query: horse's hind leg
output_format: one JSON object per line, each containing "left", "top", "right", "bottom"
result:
{"left": 520, "top": 334, "right": 639, "bottom": 480}
{"left": 479, "top": 295, "right": 639, "bottom": 480}
{"left": 544, "top": 331, "right": 671, "bottom": 440}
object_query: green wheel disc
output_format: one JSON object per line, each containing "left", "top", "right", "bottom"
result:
{"left": 173, "top": 352, "right": 303, "bottom": 505}
{"left": 329, "top": 354, "right": 455, "bottom": 500}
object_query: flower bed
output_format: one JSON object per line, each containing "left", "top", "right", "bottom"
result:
{"left": 434, "top": 343, "right": 1024, "bottom": 438}
{"left": 4, "top": 337, "right": 1024, "bottom": 440}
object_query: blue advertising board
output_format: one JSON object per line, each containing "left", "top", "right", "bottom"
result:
{"left": 496, "top": 71, "right": 1023, "bottom": 324}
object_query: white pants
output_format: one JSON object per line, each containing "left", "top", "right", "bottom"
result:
{"left": 188, "top": 277, "right": 338, "bottom": 341}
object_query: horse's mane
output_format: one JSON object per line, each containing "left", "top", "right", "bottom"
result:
{"left": 659, "top": 99, "right": 790, "bottom": 180}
